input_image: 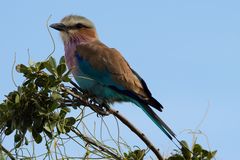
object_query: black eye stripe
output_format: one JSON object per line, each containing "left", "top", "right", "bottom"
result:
{"left": 67, "top": 23, "right": 90, "bottom": 29}
{"left": 76, "top": 23, "right": 87, "bottom": 28}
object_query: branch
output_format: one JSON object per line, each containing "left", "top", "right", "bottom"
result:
{"left": 70, "top": 80, "right": 84, "bottom": 92}
{"left": 108, "top": 108, "right": 163, "bottom": 160}
{"left": 61, "top": 83, "right": 163, "bottom": 159}
{"left": 0, "top": 144, "right": 15, "bottom": 160}
{"left": 60, "top": 85, "right": 110, "bottom": 116}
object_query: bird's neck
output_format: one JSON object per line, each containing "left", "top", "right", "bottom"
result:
{"left": 64, "top": 29, "right": 97, "bottom": 54}
{"left": 64, "top": 32, "right": 98, "bottom": 74}
{"left": 64, "top": 29, "right": 98, "bottom": 46}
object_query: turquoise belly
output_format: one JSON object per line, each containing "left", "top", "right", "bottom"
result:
{"left": 74, "top": 75, "right": 127, "bottom": 102}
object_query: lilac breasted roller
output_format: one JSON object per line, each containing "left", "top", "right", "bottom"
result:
{"left": 50, "top": 15, "right": 178, "bottom": 142}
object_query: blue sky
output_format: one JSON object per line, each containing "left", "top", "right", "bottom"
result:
{"left": 1, "top": 0, "right": 239, "bottom": 159}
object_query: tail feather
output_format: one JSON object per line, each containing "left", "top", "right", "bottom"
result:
{"left": 137, "top": 102, "right": 176, "bottom": 141}
{"left": 147, "top": 97, "right": 164, "bottom": 112}
{"left": 107, "top": 83, "right": 192, "bottom": 153}
{"left": 137, "top": 102, "right": 193, "bottom": 154}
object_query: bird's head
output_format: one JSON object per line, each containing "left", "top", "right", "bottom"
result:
{"left": 50, "top": 15, "right": 98, "bottom": 44}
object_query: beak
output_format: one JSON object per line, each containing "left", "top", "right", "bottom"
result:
{"left": 49, "top": 23, "right": 67, "bottom": 31}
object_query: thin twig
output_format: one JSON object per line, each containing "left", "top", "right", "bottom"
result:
{"left": 11, "top": 53, "right": 17, "bottom": 87}
{"left": 71, "top": 128, "right": 122, "bottom": 160}
{"left": 46, "top": 14, "right": 55, "bottom": 60}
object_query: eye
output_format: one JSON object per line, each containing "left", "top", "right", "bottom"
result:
{"left": 75, "top": 23, "right": 88, "bottom": 29}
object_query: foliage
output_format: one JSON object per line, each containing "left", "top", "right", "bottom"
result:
{"left": 0, "top": 56, "right": 216, "bottom": 160}
{"left": 123, "top": 149, "right": 145, "bottom": 160}
{"left": 0, "top": 57, "right": 72, "bottom": 148}
{"left": 167, "top": 141, "right": 217, "bottom": 160}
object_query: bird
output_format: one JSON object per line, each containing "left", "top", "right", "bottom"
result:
{"left": 50, "top": 15, "right": 178, "bottom": 142}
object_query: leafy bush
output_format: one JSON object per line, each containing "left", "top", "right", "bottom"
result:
{"left": 0, "top": 57, "right": 73, "bottom": 147}
{"left": 0, "top": 56, "right": 216, "bottom": 160}
{"left": 167, "top": 141, "right": 216, "bottom": 160}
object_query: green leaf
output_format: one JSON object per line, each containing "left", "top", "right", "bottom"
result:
{"left": 167, "top": 154, "right": 185, "bottom": 160}
{"left": 208, "top": 150, "right": 217, "bottom": 159}
{"left": 32, "top": 129, "right": 42, "bottom": 144}
{"left": 24, "top": 137, "right": 29, "bottom": 145}
{"left": 57, "top": 63, "right": 66, "bottom": 77}
{"left": 48, "top": 56, "right": 57, "bottom": 68}
{"left": 43, "top": 122, "right": 54, "bottom": 139}
{"left": 193, "top": 144, "right": 202, "bottom": 154}
{"left": 45, "top": 57, "right": 57, "bottom": 75}
{"left": 202, "top": 149, "right": 209, "bottom": 158}
{"left": 50, "top": 101, "right": 60, "bottom": 112}
{"left": 16, "top": 64, "right": 30, "bottom": 74}
{"left": 5, "top": 127, "right": 14, "bottom": 135}
{"left": 15, "top": 140, "right": 23, "bottom": 148}
{"left": 51, "top": 92, "right": 62, "bottom": 100}
{"left": 37, "top": 62, "right": 46, "bottom": 71}
{"left": 28, "top": 82, "right": 36, "bottom": 90}
{"left": 33, "top": 118, "right": 44, "bottom": 133}
{"left": 15, "top": 94, "right": 20, "bottom": 104}
{"left": 48, "top": 75, "right": 57, "bottom": 86}
{"left": 23, "top": 79, "right": 32, "bottom": 86}
{"left": 123, "top": 149, "right": 145, "bottom": 160}
{"left": 43, "top": 128, "right": 53, "bottom": 139}
{"left": 14, "top": 133, "right": 22, "bottom": 143}
{"left": 45, "top": 66, "right": 55, "bottom": 75}
{"left": 59, "top": 56, "right": 65, "bottom": 64}
{"left": 59, "top": 107, "right": 70, "bottom": 118}
{"left": 180, "top": 141, "right": 191, "bottom": 160}
{"left": 65, "top": 117, "right": 76, "bottom": 126}
{"left": 43, "top": 123, "right": 52, "bottom": 133}
{"left": 35, "top": 62, "right": 41, "bottom": 70}
{"left": 61, "top": 70, "right": 71, "bottom": 82}
{"left": 35, "top": 77, "right": 47, "bottom": 87}
{"left": 180, "top": 140, "right": 189, "bottom": 149}
{"left": 57, "top": 123, "right": 66, "bottom": 134}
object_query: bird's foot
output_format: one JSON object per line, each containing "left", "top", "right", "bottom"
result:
{"left": 101, "top": 102, "right": 110, "bottom": 111}
{"left": 87, "top": 98, "right": 109, "bottom": 116}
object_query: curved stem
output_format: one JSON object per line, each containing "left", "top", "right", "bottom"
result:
{"left": 71, "top": 127, "right": 122, "bottom": 160}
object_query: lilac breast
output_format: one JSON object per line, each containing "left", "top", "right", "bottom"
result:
{"left": 64, "top": 42, "right": 79, "bottom": 76}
